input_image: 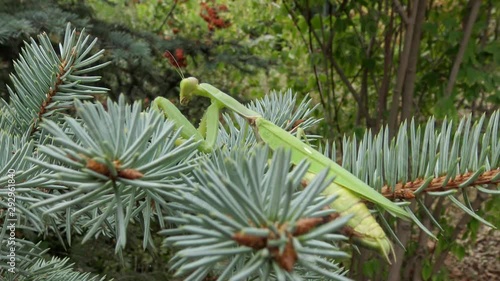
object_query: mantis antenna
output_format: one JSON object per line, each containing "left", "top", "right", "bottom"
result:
{"left": 164, "top": 50, "right": 185, "bottom": 79}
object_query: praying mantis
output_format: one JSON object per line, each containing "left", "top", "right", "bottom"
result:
{"left": 152, "top": 77, "right": 411, "bottom": 261}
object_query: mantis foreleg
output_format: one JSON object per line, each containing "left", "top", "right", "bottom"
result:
{"left": 152, "top": 97, "right": 220, "bottom": 153}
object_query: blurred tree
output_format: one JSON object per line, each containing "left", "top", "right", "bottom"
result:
{"left": 279, "top": 0, "right": 499, "bottom": 140}
{"left": 276, "top": 1, "right": 500, "bottom": 280}
{"left": 0, "top": 0, "right": 268, "bottom": 110}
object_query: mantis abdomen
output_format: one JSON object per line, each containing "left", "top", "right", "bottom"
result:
{"left": 258, "top": 117, "right": 396, "bottom": 261}
{"left": 319, "top": 176, "right": 393, "bottom": 260}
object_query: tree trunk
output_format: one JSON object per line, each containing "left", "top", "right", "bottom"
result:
{"left": 387, "top": 220, "right": 413, "bottom": 281}
{"left": 377, "top": 4, "right": 395, "bottom": 131}
{"left": 388, "top": 0, "right": 421, "bottom": 134}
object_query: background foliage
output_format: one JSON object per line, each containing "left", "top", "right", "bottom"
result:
{"left": 0, "top": 0, "right": 499, "bottom": 280}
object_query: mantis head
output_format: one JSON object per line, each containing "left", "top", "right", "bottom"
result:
{"left": 179, "top": 77, "right": 199, "bottom": 105}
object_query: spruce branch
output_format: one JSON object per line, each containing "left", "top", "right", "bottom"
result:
{"left": 380, "top": 168, "right": 500, "bottom": 199}
{"left": 28, "top": 95, "right": 200, "bottom": 253}
{"left": 2, "top": 23, "right": 109, "bottom": 138}
{"left": 218, "top": 90, "right": 321, "bottom": 149}
{"left": 161, "top": 145, "right": 350, "bottom": 281}
{"left": 3, "top": 255, "right": 108, "bottom": 281}
{"left": 339, "top": 111, "right": 500, "bottom": 235}
{"left": 0, "top": 130, "right": 65, "bottom": 262}
{"left": 0, "top": 14, "right": 35, "bottom": 44}
{"left": 0, "top": 234, "right": 45, "bottom": 277}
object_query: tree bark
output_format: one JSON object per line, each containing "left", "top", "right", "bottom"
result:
{"left": 387, "top": 217, "right": 414, "bottom": 281}
{"left": 359, "top": 37, "right": 376, "bottom": 127}
{"left": 388, "top": 0, "right": 420, "bottom": 133}
{"left": 411, "top": 196, "right": 435, "bottom": 281}
{"left": 377, "top": 5, "right": 395, "bottom": 131}
{"left": 400, "top": 0, "right": 427, "bottom": 123}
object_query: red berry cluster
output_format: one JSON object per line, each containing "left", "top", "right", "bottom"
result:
{"left": 200, "top": 1, "right": 230, "bottom": 31}
{"left": 163, "top": 49, "right": 187, "bottom": 68}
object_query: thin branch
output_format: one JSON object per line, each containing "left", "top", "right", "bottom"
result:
{"left": 330, "top": 57, "right": 361, "bottom": 104}
{"left": 283, "top": 1, "right": 328, "bottom": 112}
{"left": 444, "top": 0, "right": 482, "bottom": 97}
{"left": 328, "top": 2, "right": 341, "bottom": 139}
{"left": 304, "top": 4, "right": 361, "bottom": 104}
{"left": 315, "top": 0, "right": 336, "bottom": 131}
{"left": 155, "top": 1, "right": 178, "bottom": 33}
{"left": 393, "top": 0, "right": 409, "bottom": 24}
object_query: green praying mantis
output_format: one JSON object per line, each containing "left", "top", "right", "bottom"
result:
{"left": 152, "top": 77, "right": 411, "bottom": 262}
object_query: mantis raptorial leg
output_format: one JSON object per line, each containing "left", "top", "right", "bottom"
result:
{"left": 153, "top": 77, "right": 410, "bottom": 261}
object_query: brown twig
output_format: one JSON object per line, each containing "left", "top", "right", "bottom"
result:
{"left": 305, "top": 4, "right": 361, "bottom": 105}
{"left": 381, "top": 169, "right": 500, "bottom": 199}
{"left": 30, "top": 45, "right": 76, "bottom": 136}
{"left": 283, "top": 0, "right": 337, "bottom": 140}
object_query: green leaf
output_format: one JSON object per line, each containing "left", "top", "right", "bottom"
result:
{"left": 422, "top": 260, "right": 432, "bottom": 280}
{"left": 362, "top": 259, "right": 380, "bottom": 278}
{"left": 311, "top": 15, "right": 322, "bottom": 30}
{"left": 451, "top": 244, "right": 466, "bottom": 260}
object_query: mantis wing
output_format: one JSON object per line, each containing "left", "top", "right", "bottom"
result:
{"left": 256, "top": 118, "right": 410, "bottom": 220}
